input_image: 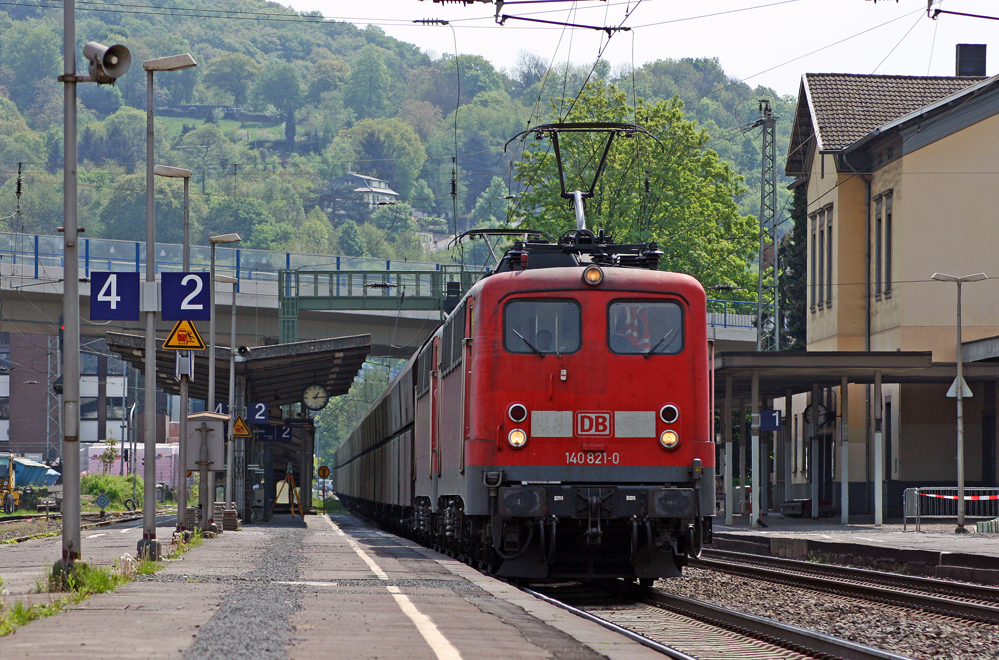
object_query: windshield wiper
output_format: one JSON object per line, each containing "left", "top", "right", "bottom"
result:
{"left": 513, "top": 329, "right": 544, "bottom": 357}
{"left": 645, "top": 328, "right": 675, "bottom": 358}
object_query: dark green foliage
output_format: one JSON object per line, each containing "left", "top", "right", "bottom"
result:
{"left": 779, "top": 185, "right": 808, "bottom": 350}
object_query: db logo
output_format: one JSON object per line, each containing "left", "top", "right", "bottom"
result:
{"left": 576, "top": 411, "right": 612, "bottom": 436}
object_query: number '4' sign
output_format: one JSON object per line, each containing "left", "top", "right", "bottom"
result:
{"left": 90, "top": 272, "right": 140, "bottom": 321}
{"left": 162, "top": 272, "right": 211, "bottom": 321}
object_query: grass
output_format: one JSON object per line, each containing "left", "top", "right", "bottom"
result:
{"left": 806, "top": 552, "right": 829, "bottom": 564}
{"left": 0, "top": 529, "right": 205, "bottom": 636}
{"left": 80, "top": 474, "right": 143, "bottom": 510}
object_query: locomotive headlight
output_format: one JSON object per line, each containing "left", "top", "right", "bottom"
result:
{"left": 508, "top": 429, "right": 528, "bottom": 448}
{"left": 582, "top": 265, "right": 604, "bottom": 286}
{"left": 659, "top": 429, "right": 679, "bottom": 450}
{"left": 508, "top": 403, "right": 528, "bottom": 423}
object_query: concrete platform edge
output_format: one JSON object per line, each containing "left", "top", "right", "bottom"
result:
{"left": 712, "top": 532, "right": 999, "bottom": 585}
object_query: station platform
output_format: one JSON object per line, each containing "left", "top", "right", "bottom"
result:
{"left": 713, "top": 514, "right": 999, "bottom": 585}
{"left": 0, "top": 514, "right": 663, "bottom": 659}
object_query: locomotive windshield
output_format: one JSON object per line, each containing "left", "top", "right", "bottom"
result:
{"left": 504, "top": 300, "right": 581, "bottom": 355}
{"left": 608, "top": 301, "right": 684, "bottom": 355}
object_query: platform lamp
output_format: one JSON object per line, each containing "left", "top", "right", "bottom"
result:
{"left": 154, "top": 165, "right": 192, "bottom": 535}
{"left": 207, "top": 234, "right": 240, "bottom": 529}
{"left": 931, "top": 272, "right": 987, "bottom": 533}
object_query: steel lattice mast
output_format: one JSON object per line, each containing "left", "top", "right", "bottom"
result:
{"left": 755, "top": 100, "right": 778, "bottom": 351}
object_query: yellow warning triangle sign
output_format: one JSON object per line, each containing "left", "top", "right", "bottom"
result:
{"left": 162, "top": 320, "right": 206, "bottom": 350}
{"left": 232, "top": 416, "right": 252, "bottom": 438}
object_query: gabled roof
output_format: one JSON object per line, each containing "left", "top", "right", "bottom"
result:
{"left": 786, "top": 73, "right": 986, "bottom": 176}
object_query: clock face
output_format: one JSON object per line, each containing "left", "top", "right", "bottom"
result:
{"left": 805, "top": 403, "right": 828, "bottom": 426}
{"left": 303, "top": 384, "right": 330, "bottom": 411}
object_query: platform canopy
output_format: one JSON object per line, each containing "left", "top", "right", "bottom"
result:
{"left": 107, "top": 332, "right": 372, "bottom": 406}
{"left": 713, "top": 350, "right": 999, "bottom": 400}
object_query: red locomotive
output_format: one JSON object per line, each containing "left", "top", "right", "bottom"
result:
{"left": 333, "top": 226, "right": 715, "bottom": 582}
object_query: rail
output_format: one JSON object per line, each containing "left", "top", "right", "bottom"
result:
{"left": 903, "top": 487, "right": 999, "bottom": 531}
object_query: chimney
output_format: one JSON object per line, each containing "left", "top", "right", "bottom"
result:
{"left": 956, "top": 44, "right": 986, "bottom": 77}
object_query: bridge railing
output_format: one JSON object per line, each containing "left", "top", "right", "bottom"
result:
{"left": 706, "top": 299, "right": 758, "bottom": 329}
{"left": 0, "top": 231, "right": 445, "bottom": 290}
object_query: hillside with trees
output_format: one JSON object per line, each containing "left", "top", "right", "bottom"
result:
{"left": 0, "top": 0, "right": 792, "bottom": 270}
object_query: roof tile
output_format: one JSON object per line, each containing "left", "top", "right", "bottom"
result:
{"left": 805, "top": 73, "right": 986, "bottom": 151}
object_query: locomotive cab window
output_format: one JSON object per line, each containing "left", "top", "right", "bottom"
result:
{"left": 504, "top": 299, "right": 580, "bottom": 355}
{"left": 608, "top": 301, "right": 684, "bottom": 355}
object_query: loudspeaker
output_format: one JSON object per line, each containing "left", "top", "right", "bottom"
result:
{"left": 83, "top": 42, "right": 132, "bottom": 84}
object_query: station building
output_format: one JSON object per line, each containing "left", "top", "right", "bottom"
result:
{"left": 755, "top": 49, "right": 999, "bottom": 520}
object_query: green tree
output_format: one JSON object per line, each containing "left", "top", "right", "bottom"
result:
{"left": 336, "top": 219, "right": 366, "bottom": 256}
{"left": 307, "top": 57, "right": 350, "bottom": 104}
{"left": 0, "top": 22, "right": 60, "bottom": 111}
{"left": 252, "top": 61, "right": 304, "bottom": 148}
{"left": 97, "top": 173, "right": 194, "bottom": 243}
{"left": 344, "top": 45, "right": 391, "bottom": 119}
{"left": 779, "top": 185, "right": 807, "bottom": 350}
{"left": 201, "top": 53, "right": 261, "bottom": 107}
{"left": 344, "top": 118, "right": 426, "bottom": 198}
{"left": 469, "top": 177, "right": 509, "bottom": 227}
{"left": 202, "top": 197, "right": 276, "bottom": 247}
{"left": 515, "top": 82, "right": 758, "bottom": 290}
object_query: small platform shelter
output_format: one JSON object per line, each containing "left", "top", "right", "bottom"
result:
{"left": 107, "top": 333, "right": 371, "bottom": 521}
{"left": 714, "top": 351, "right": 999, "bottom": 527}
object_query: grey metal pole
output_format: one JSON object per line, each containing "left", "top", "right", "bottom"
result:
{"left": 208, "top": 244, "right": 216, "bottom": 410}
{"left": 751, "top": 370, "right": 761, "bottom": 527}
{"left": 177, "top": 176, "right": 190, "bottom": 534}
{"left": 203, "top": 244, "right": 217, "bottom": 532}
{"left": 225, "top": 282, "right": 236, "bottom": 509}
{"left": 840, "top": 376, "right": 850, "bottom": 525}
{"left": 139, "top": 68, "right": 160, "bottom": 560}
{"left": 60, "top": 0, "right": 82, "bottom": 570}
{"left": 956, "top": 279, "right": 967, "bottom": 533}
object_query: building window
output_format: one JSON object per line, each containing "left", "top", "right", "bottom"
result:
{"left": 0, "top": 351, "right": 9, "bottom": 373}
{"left": 875, "top": 196, "right": 883, "bottom": 297}
{"left": 884, "top": 193, "right": 893, "bottom": 295}
{"left": 0, "top": 397, "right": 8, "bottom": 420}
{"left": 81, "top": 397, "right": 99, "bottom": 420}
{"left": 825, "top": 209, "right": 833, "bottom": 305}
{"left": 81, "top": 353, "right": 99, "bottom": 376}
{"left": 106, "top": 397, "right": 124, "bottom": 420}
{"left": 810, "top": 213, "right": 817, "bottom": 310}
{"left": 817, "top": 210, "right": 825, "bottom": 308}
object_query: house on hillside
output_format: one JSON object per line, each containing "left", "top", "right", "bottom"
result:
{"left": 779, "top": 50, "right": 999, "bottom": 515}
{"left": 328, "top": 171, "right": 399, "bottom": 208}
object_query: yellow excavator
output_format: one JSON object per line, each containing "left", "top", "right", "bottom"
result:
{"left": 0, "top": 453, "right": 19, "bottom": 513}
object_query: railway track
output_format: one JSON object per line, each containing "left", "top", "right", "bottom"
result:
{"left": 527, "top": 580, "right": 914, "bottom": 660}
{"left": 692, "top": 549, "right": 999, "bottom": 624}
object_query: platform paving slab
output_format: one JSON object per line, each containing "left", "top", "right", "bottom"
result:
{"left": 1, "top": 513, "right": 664, "bottom": 660}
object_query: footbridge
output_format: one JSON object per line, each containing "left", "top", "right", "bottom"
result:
{"left": 0, "top": 232, "right": 757, "bottom": 357}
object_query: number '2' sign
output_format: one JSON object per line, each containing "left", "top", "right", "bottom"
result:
{"left": 90, "top": 272, "right": 140, "bottom": 320}
{"left": 162, "top": 272, "right": 211, "bottom": 321}
{"left": 248, "top": 402, "right": 269, "bottom": 424}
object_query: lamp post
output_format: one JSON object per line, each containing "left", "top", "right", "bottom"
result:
{"left": 215, "top": 274, "right": 238, "bottom": 512}
{"left": 931, "top": 271, "right": 987, "bottom": 533}
{"left": 154, "top": 164, "right": 192, "bottom": 536}
{"left": 207, "top": 233, "right": 240, "bottom": 531}
{"left": 140, "top": 53, "right": 196, "bottom": 562}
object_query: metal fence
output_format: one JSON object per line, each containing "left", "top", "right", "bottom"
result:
{"left": 902, "top": 487, "right": 999, "bottom": 531}
{"left": 0, "top": 231, "right": 445, "bottom": 288}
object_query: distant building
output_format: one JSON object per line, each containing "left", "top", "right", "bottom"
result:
{"left": 329, "top": 171, "right": 399, "bottom": 209}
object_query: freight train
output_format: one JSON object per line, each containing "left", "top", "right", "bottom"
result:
{"left": 332, "top": 224, "right": 715, "bottom": 582}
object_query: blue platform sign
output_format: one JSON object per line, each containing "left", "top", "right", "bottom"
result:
{"left": 248, "top": 402, "right": 269, "bottom": 424}
{"left": 260, "top": 425, "right": 293, "bottom": 442}
{"left": 212, "top": 402, "right": 229, "bottom": 415}
{"left": 90, "top": 272, "right": 140, "bottom": 320}
{"left": 162, "top": 272, "right": 211, "bottom": 321}
{"left": 760, "top": 409, "right": 781, "bottom": 432}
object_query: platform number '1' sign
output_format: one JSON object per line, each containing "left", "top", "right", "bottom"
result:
{"left": 90, "top": 272, "right": 140, "bottom": 320}
{"left": 162, "top": 272, "right": 211, "bottom": 321}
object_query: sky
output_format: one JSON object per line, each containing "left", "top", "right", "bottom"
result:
{"left": 283, "top": 0, "right": 999, "bottom": 97}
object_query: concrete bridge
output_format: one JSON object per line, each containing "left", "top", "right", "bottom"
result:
{"left": 0, "top": 232, "right": 757, "bottom": 356}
